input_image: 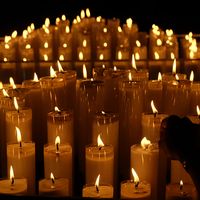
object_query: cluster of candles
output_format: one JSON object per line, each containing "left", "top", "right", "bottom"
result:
{"left": 0, "top": 8, "right": 200, "bottom": 200}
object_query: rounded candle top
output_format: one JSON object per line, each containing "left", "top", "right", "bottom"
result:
{"left": 131, "top": 143, "right": 159, "bottom": 154}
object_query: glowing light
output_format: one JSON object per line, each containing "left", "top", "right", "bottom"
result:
{"left": 59, "top": 55, "right": 64, "bottom": 61}
{"left": 97, "top": 134, "right": 104, "bottom": 147}
{"left": 79, "top": 51, "right": 84, "bottom": 60}
{"left": 136, "top": 40, "right": 141, "bottom": 47}
{"left": 141, "top": 137, "right": 151, "bottom": 149}
{"left": 57, "top": 60, "right": 64, "bottom": 72}
{"left": 83, "top": 64, "right": 87, "bottom": 79}
{"left": 25, "top": 44, "right": 31, "bottom": 49}
{"left": 158, "top": 72, "right": 162, "bottom": 81}
{"left": 11, "top": 30, "right": 17, "bottom": 38}
{"left": 126, "top": 18, "right": 133, "bottom": 29}
{"left": 65, "top": 26, "right": 70, "bottom": 33}
{"left": 190, "top": 71, "right": 194, "bottom": 82}
{"left": 131, "top": 54, "right": 137, "bottom": 70}
{"left": 172, "top": 58, "right": 176, "bottom": 74}
{"left": 9, "top": 77, "right": 16, "bottom": 89}
{"left": 118, "top": 51, "right": 122, "bottom": 60}
{"left": 86, "top": 8, "right": 91, "bottom": 17}
{"left": 151, "top": 100, "right": 158, "bottom": 114}
{"left": 80, "top": 10, "right": 85, "bottom": 19}
{"left": 33, "top": 73, "right": 39, "bottom": 82}
{"left": 50, "top": 66, "right": 57, "bottom": 78}
{"left": 154, "top": 52, "right": 159, "bottom": 60}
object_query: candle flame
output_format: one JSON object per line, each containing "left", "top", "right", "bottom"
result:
{"left": 0, "top": 82, "right": 3, "bottom": 90}
{"left": 57, "top": 60, "right": 64, "bottom": 72}
{"left": 2, "top": 89, "right": 9, "bottom": 97}
{"left": 59, "top": 55, "right": 65, "bottom": 61}
{"left": 79, "top": 51, "right": 84, "bottom": 60}
{"left": 55, "top": 17, "right": 60, "bottom": 25}
{"left": 156, "top": 39, "right": 162, "bottom": 46}
{"left": 9, "top": 77, "right": 16, "bottom": 89}
{"left": 95, "top": 174, "right": 100, "bottom": 192}
{"left": 73, "top": 19, "right": 77, "bottom": 24}
{"left": 154, "top": 52, "right": 159, "bottom": 60}
{"left": 96, "top": 16, "right": 102, "bottom": 22}
{"left": 5, "top": 36, "right": 11, "bottom": 43}
{"left": 135, "top": 52, "right": 140, "bottom": 60}
{"left": 63, "top": 43, "right": 67, "bottom": 48}
{"left": 4, "top": 57, "right": 8, "bottom": 62}
{"left": 118, "top": 26, "right": 122, "bottom": 32}
{"left": 196, "top": 105, "right": 200, "bottom": 116}
{"left": 128, "top": 72, "right": 132, "bottom": 81}
{"left": 76, "top": 15, "right": 81, "bottom": 23}
{"left": 131, "top": 168, "right": 139, "bottom": 184}
{"left": 170, "top": 52, "right": 175, "bottom": 59}
{"left": 23, "top": 58, "right": 27, "bottom": 62}
{"left": 83, "top": 64, "right": 87, "bottom": 79}
{"left": 55, "top": 136, "right": 60, "bottom": 146}
{"left": 31, "top": 23, "right": 35, "bottom": 31}
{"left": 166, "top": 29, "right": 173, "bottom": 37}
{"left": 151, "top": 100, "right": 158, "bottom": 114}
{"left": 131, "top": 54, "right": 137, "bottom": 70}
{"left": 103, "top": 42, "right": 107, "bottom": 47}
{"left": 44, "top": 54, "right": 48, "bottom": 61}
{"left": 180, "top": 180, "right": 183, "bottom": 190}
{"left": 80, "top": 10, "right": 85, "bottom": 19}
{"left": 103, "top": 27, "right": 107, "bottom": 33}
{"left": 97, "top": 134, "right": 104, "bottom": 147}
{"left": 44, "top": 42, "right": 48, "bottom": 48}
{"left": 33, "top": 72, "right": 39, "bottom": 82}
{"left": 190, "top": 70, "right": 194, "bottom": 82}
{"left": 13, "top": 97, "right": 19, "bottom": 111}
{"left": 172, "top": 58, "right": 176, "bottom": 74}
{"left": 10, "top": 165, "right": 14, "bottom": 185}
{"left": 113, "top": 66, "right": 117, "bottom": 71}
{"left": 5, "top": 44, "right": 9, "bottom": 49}
{"left": 118, "top": 51, "right": 122, "bottom": 60}
{"left": 86, "top": 8, "right": 91, "bottom": 17}
{"left": 50, "top": 172, "right": 55, "bottom": 183}
{"left": 11, "top": 30, "right": 17, "bottom": 38}
{"left": 141, "top": 137, "right": 151, "bottom": 149}
{"left": 65, "top": 25, "right": 70, "bottom": 33}
{"left": 99, "top": 54, "right": 104, "bottom": 60}
{"left": 50, "top": 66, "right": 57, "bottom": 78}
{"left": 126, "top": 18, "right": 132, "bottom": 28}
{"left": 158, "top": 72, "right": 162, "bottom": 81}
{"left": 54, "top": 106, "right": 61, "bottom": 112}
{"left": 45, "top": 18, "right": 50, "bottom": 27}
{"left": 83, "top": 39, "right": 87, "bottom": 47}
{"left": 136, "top": 40, "right": 141, "bottom": 47}
{"left": 16, "top": 127, "right": 22, "bottom": 143}
{"left": 25, "top": 44, "right": 31, "bottom": 49}
{"left": 175, "top": 74, "right": 179, "bottom": 81}
{"left": 23, "top": 30, "right": 28, "bottom": 39}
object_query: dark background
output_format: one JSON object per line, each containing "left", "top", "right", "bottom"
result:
{"left": 1, "top": 0, "right": 200, "bottom": 36}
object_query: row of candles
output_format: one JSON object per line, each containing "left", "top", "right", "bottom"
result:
{"left": 0, "top": 55, "right": 200, "bottom": 199}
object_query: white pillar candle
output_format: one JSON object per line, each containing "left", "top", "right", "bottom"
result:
{"left": 7, "top": 140, "right": 35, "bottom": 194}
{"left": 5, "top": 97, "right": 32, "bottom": 143}
{"left": 85, "top": 143, "right": 114, "bottom": 185}
{"left": 44, "top": 140, "right": 72, "bottom": 195}
{"left": 39, "top": 173, "right": 69, "bottom": 196}
{"left": 130, "top": 138, "right": 165, "bottom": 200}
{"left": 0, "top": 165, "right": 27, "bottom": 195}
{"left": 47, "top": 107, "right": 73, "bottom": 147}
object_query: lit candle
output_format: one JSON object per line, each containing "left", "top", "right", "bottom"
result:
{"left": 120, "top": 168, "right": 151, "bottom": 199}
{"left": 5, "top": 97, "right": 32, "bottom": 143}
{"left": 44, "top": 136, "right": 72, "bottom": 195}
{"left": 85, "top": 135, "right": 114, "bottom": 185}
{"left": 82, "top": 174, "right": 114, "bottom": 198}
{"left": 77, "top": 39, "right": 91, "bottom": 60}
{"left": 188, "top": 105, "right": 200, "bottom": 124}
{"left": 7, "top": 128, "right": 35, "bottom": 194}
{"left": 0, "top": 165, "right": 27, "bottom": 195}
{"left": 39, "top": 172, "right": 69, "bottom": 196}
{"left": 133, "top": 40, "right": 148, "bottom": 60}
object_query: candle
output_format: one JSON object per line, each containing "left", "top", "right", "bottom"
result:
{"left": 44, "top": 137, "right": 72, "bottom": 195}
{"left": 7, "top": 128, "right": 35, "bottom": 194}
{"left": 120, "top": 168, "right": 151, "bottom": 199}
{"left": 85, "top": 135, "right": 114, "bottom": 185}
{"left": 166, "top": 180, "right": 197, "bottom": 200}
{"left": 188, "top": 105, "right": 200, "bottom": 124}
{"left": 58, "top": 43, "right": 72, "bottom": 61}
{"left": 5, "top": 97, "right": 32, "bottom": 143}
{"left": 82, "top": 174, "right": 113, "bottom": 198}
{"left": 133, "top": 40, "right": 148, "bottom": 60}
{"left": 39, "top": 172, "right": 69, "bottom": 196}
{"left": 77, "top": 39, "right": 91, "bottom": 61}
{"left": 189, "top": 82, "right": 200, "bottom": 115}
{"left": 0, "top": 165, "right": 27, "bottom": 195}
{"left": 130, "top": 138, "right": 166, "bottom": 200}
{"left": 47, "top": 106, "right": 74, "bottom": 147}
{"left": 142, "top": 100, "right": 168, "bottom": 142}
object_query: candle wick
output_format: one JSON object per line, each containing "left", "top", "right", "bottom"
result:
{"left": 99, "top": 146, "right": 102, "bottom": 150}
{"left": 135, "top": 181, "right": 139, "bottom": 189}
{"left": 153, "top": 112, "right": 157, "bottom": 118}
{"left": 11, "top": 177, "right": 14, "bottom": 186}
{"left": 51, "top": 178, "right": 55, "bottom": 185}
{"left": 19, "top": 141, "right": 22, "bottom": 148}
{"left": 96, "top": 185, "right": 99, "bottom": 193}
{"left": 17, "top": 109, "right": 20, "bottom": 114}
{"left": 56, "top": 143, "right": 59, "bottom": 153}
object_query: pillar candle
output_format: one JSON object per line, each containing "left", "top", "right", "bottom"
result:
{"left": 58, "top": 44, "right": 72, "bottom": 61}
{"left": 44, "top": 141, "right": 72, "bottom": 195}
{"left": 85, "top": 144, "right": 114, "bottom": 185}
{"left": 189, "top": 82, "right": 200, "bottom": 115}
{"left": 7, "top": 141, "right": 35, "bottom": 194}
{"left": 130, "top": 139, "right": 166, "bottom": 200}
{"left": 39, "top": 174, "right": 69, "bottom": 196}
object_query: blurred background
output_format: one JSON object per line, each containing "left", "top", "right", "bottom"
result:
{"left": 0, "top": 0, "right": 200, "bottom": 36}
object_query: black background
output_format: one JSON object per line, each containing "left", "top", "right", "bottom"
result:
{"left": 0, "top": 0, "right": 200, "bottom": 36}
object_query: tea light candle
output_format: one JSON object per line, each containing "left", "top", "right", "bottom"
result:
{"left": 85, "top": 135, "right": 114, "bottom": 185}
{"left": 7, "top": 129, "right": 35, "bottom": 195}
{"left": 39, "top": 172, "right": 69, "bottom": 196}
{"left": 82, "top": 174, "right": 114, "bottom": 198}
{"left": 44, "top": 137, "right": 72, "bottom": 195}
{"left": 5, "top": 97, "right": 32, "bottom": 143}
{"left": 120, "top": 168, "right": 151, "bottom": 199}
{"left": 0, "top": 165, "right": 27, "bottom": 195}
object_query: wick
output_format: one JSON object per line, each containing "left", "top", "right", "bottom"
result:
{"left": 96, "top": 185, "right": 99, "bottom": 193}
{"left": 19, "top": 141, "right": 22, "bottom": 148}
{"left": 99, "top": 146, "right": 102, "bottom": 150}
{"left": 180, "top": 184, "right": 183, "bottom": 191}
{"left": 51, "top": 178, "right": 55, "bottom": 185}
{"left": 56, "top": 143, "right": 60, "bottom": 154}
{"left": 17, "top": 109, "right": 20, "bottom": 114}
{"left": 135, "top": 181, "right": 139, "bottom": 189}
{"left": 153, "top": 112, "right": 157, "bottom": 118}
{"left": 11, "top": 177, "right": 14, "bottom": 186}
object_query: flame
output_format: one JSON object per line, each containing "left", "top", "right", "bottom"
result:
{"left": 190, "top": 51, "right": 194, "bottom": 59}
{"left": 10, "top": 165, "right": 14, "bottom": 184}
{"left": 175, "top": 74, "right": 179, "bottom": 81}
{"left": 136, "top": 40, "right": 141, "bottom": 47}
{"left": 16, "top": 127, "right": 22, "bottom": 143}
{"left": 73, "top": 19, "right": 77, "bottom": 24}
{"left": 55, "top": 136, "right": 60, "bottom": 146}
{"left": 128, "top": 72, "right": 132, "bottom": 81}
{"left": 170, "top": 52, "right": 175, "bottom": 59}
{"left": 190, "top": 70, "right": 194, "bottom": 82}
{"left": 196, "top": 105, "right": 200, "bottom": 116}
{"left": 13, "top": 97, "right": 19, "bottom": 111}
{"left": 5, "top": 44, "right": 9, "bottom": 49}
{"left": 11, "top": 30, "right": 17, "bottom": 38}
{"left": 80, "top": 10, "right": 85, "bottom": 19}
{"left": 54, "top": 106, "right": 61, "bottom": 112}
{"left": 5, "top": 36, "right": 11, "bottom": 43}
{"left": 158, "top": 72, "right": 162, "bottom": 81}
{"left": 172, "top": 58, "right": 176, "bottom": 74}
{"left": 96, "top": 16, "right": 102, "bottom": 22}
{"left": 45, "top": 18, "right": 50, "bottom": 27}
{"left": 102, "top": 64, "right": 105, "bottom": 69}
{"left": 154, "top": 52, "right": 159, "bottom": 60}
{"left": 131, "top": 54, "right": 137, "bottom": 70}
{"left": 180, "top": 180, "right": 183, "bottom": 190}
{"left": 2, "top": 89, "right": 9, "bottom": 97}
{"left": 113, "top": 66, "right": 117, "bottom": 71}
{"left": 50, "top": 172, "right": 55, "bottom": 183}
{"left": 95, "top": 174, "right": 100, "bottom": 189}
{"left": 4, "top": 57, "right": 8, "bottom": 62}
{"left": 57, "top": 60, "right": 64, "bottom": 72}
{"left": 44, "top": 42, "right": 48, "bottom": 48}
{"left": 44, "top": 54, "right": 48, "bottom": 61}
{"left": 166, "top": 29, "right": 173, "bottom": 37}
{"left": 76, "top": 15, "right": 81, "bottom": 23}
{"left": 97, "top": 134, "right": 104, "bottom": 147}
{"left": 99, "top": 54, "right": 104, "bottom": 60}
{"left": 61, "top": 14, "right": 66, "bottom": 21}
{"left": 9, "top": 77, "right": 16, "bottom": 89}
{"left": 59, "top": 55, "right": 64, "bottom": 61}
{"left": 135, "top": 52, "right": 140, "bottom": 60}
{"left": 156, "top": 39, "right": 162, "bottom": 46}
{"left": 86, "top": 8, "right": 91, "bottom": 17}
{"left": 33, "top": 72, "right": 39, "bottom": 82}
{"left": 23, "top": 30, "right": 28, "bottom": 39}
{"left": 30, "top": 23, "right": 35, "bottom": 31}
{"left": 151, "top": 100, "right": 158, "bottom": 114}
{"left": 50, "top": 66, "right": 57, "bottom": 78}
{"left": 83, "top": 39, "right": 87, "bottom": 47}
{"left": 83, "top": 64, "right": 87, "bottom": 79}
{"left": 131, "top": 168, "right": 139, "bottom": 183}
{"left": 65, "top": 26, "right": 70, "bottom": 33}
{"left": 25, "top": 44, "right": 31, "bottom": 49}
{"left": 0, "top": 82, "right": 3, "bottom": 89}
{"left": 118, "top": 26, "right": 122, "bottom": 32}
{"left": 103, "top": 42, "right": 107, "bottom": 47}
{"left": 63, "top": 43, "right": 67, "bottom": 48}
{"left": 141, "top": 137, "right": 151, "bottom": 149}
{"left": 79, "top": 51, "right": 84, "bottom": 60}
{"left": 23, "top": 58, "right": 27, "bottom": 62}
{"left": 118, "top": 51, "right": 122, "bottom": 60}
{"left": 55, "top": 17, "right": 60, "bottom": 25}
{"left": 126, "top": 18, "right": 132, "bottom": 28}
{"left": 103, "top": 27, "right": 107, "bottom": 33}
